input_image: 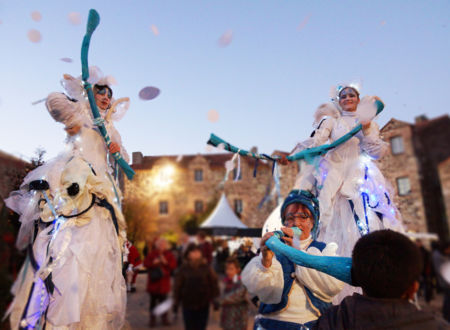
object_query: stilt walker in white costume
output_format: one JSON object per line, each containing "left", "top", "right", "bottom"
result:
{"left": 4, "top": 9, "right": 134, "bottom": 329}
{"left": 278, "top": 84, "right": 403, "bottom": 258}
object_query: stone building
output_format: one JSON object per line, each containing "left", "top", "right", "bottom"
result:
{"left": 438, "top": 157, "right": 450, "bottom": 233}
{"left": 0, "top": 150, "right": 29, "bottom": 208}
{"left": 378, "top": 114, "right": 450, "bottom": 239}
{"left": 124, "top": 151, "right": 298, "bottom": 239}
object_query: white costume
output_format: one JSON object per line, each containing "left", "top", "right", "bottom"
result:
{"left": 241, "top": 236, "right": 344, "bottom": 325}
{"left": 5, "top": 68, "right": 128, "bottom": 329}
{"left": 293, "top": 98, "right": 402, "bottom": 258}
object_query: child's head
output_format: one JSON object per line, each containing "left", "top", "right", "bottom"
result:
{"left": 184, "top": 243, "right": 203, "bottom": 263}
{"left": 352, "top": 230, "right": 423, "bottom": 299}
{"left": 225, "top": 257, "right": 241, "bottom": 279}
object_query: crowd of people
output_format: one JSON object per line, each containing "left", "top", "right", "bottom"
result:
{"left": 124, "top": 211, "right": 450, "bottom": 330}
{"left": 137, "top": 231, "right": 256, "bottom": 329}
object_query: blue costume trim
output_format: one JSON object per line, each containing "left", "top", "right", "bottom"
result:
{"left": 207, "top": 100, "right": 385, "bottom": 166}
{"left": 258, "top": 240, "right": 329, "bottom": 315}
{"left": 254, "top": 317, "right": 316, "bottom": 330}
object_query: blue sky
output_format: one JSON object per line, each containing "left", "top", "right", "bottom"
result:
{"left": 0, "top": 0, "right": 449, "bottom": 161}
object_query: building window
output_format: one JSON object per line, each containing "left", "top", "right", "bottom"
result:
{"left": 194, "top": 200, "right": 204, "bottom": 213}
{"left": 233, "top": 168, "right": 242, "bottom": 181}
{"left": 159, "top": 201, "right": 168, "bottom": 215}
{"left": 390, "top": 136, "right": 404, "bottom": 155}
{"left": 396, "top": 177, "right": 411, "bottom": 196}
{"left": 234, "top": 199, "right": 243, "bottom": 215}
{"left": 194, "top": 169, "right": 203, "bottom": 182}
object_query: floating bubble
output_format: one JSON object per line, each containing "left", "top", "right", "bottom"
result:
{"left": 150, "top": 24, "right": 159, "bottom": 36}
{"left": 68, "top": 12, "right": 81, "bottom": 25}
{"left": 138, "top": 86, "right": 160, "bottom": 100}
{"left": 31, "top": 11, "right": 42, "bottom": 22}
{"left": 218, "top": 30, "right": 233, "bottom": 47}
{"left": 297, "top": 14, "right": 311, "bottom": 31}
{"left": 27, "top": 29, "right": 42, "bottom": 43}
{"left": 60, "top": 57, "right": 73, "bottom": 63}
{"left": 225, "top": 160, "right": 235, "bottom": 171}
{"left": 207, "top": 109, "right": 219, "bottom": 123}
{"left": 380, "top": 20, "right": 386, "bottom": 26}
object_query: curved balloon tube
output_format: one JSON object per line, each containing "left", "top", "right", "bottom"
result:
{"left": 265, "top": 236, "right": 354, "bottom": 285}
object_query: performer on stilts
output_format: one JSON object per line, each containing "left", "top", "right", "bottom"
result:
{"left": 277, "top": 84, "right": 403, "bottom": 257}
{"left": 4, "top": 10, "right": 132, "bottom": 329}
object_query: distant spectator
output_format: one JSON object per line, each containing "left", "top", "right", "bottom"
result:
{"left": 215, "top": 240, "right": 230, "bottom": 275}
{"left": 416, "top": 239, "right": 434, "bottom": 303}
{"left": 197, "top": 230, "right": 213, "bottom": 264}
{"left": 235, "top": 240, "right": 256, "bottom": 269}
{"left": 176, "top": 232, "right": 191, "bottom": 269}
{"left": 314, "top": 230, "right": 448, "bottom": 329}
{"left": 144, "top": 238, "right": 177, "bottom": 327}
{"left": 123, "top": 240, "right": 142, "bottom": 293}
{"left": 219, "top": 257, "right": 248, "bottom": 330}
{"left": 432, "top": 241, "right": 450, "bottom": 322}
{"left": 174, "top": 244, "right": 220, "bottom": 330}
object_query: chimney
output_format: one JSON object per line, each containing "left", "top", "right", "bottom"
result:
{"left": 415, "top": 114, "right": 428, "bottom": 124}
{"left": 132, "top": 152, "right": 143, "bottom": 165}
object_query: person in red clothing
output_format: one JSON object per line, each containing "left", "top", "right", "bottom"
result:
{"left": 124, "top": 240, "right": 142, "bottom": 292}
{"left": 144, "top": 237, "right": 177, "bottom": 327}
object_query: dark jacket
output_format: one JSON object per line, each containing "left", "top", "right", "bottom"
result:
{"left": 313, "top": 293, "right": 449, "bottom": 330}
{"left": 174, "top": 260, "right": 219, "bottom": 310}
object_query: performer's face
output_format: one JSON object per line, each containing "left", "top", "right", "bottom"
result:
{"left": 283, "top": 203, "right": 314, "bottom": 239}
{"left": 94, "top": 86, "right": 112, "bottom": 111}
{"left": 339, "top": 87, "right": 359, "bottom": 112}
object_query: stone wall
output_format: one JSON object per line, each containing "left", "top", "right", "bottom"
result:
{"left": 377, "top": 119, "right": 427, "bottom": 233}
{"left": 0, "top": 150, "right": 29, "bottom": 208}
{"left": 438, "top": 157, "right": 450, "bottom": 234}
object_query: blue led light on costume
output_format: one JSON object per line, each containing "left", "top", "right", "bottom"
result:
{"left": 385, "top": 192, "right": 391, "bottom": 205}
{"left": 52, "top": 216, "right": 67, "bottom": 241}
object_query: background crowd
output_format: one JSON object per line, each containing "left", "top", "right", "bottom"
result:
{"left": 118, "top": 227, "right": 450, "bottom": 329}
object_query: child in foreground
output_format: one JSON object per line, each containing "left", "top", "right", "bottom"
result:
{"left": 220, "top": 257, "right": 249, "bottom": 330}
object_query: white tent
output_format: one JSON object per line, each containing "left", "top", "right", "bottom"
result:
{"left": 200, "top": 194, "right": 248, "bottom": 229}
{"left": 262, "top": 204, "right": 283, "bottom": 234}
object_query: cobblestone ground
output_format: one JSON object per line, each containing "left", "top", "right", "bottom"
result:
{"left": 124, "top": 274, "right": 256, "bottom": 329}
{"left": 124, "top": 274, "right": 446, "bottom": 329}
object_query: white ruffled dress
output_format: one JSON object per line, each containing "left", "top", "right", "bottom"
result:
{"left": 5, "top": 83, "right": 129, "bottom": 329}
{"left": 293, "top": 102, "right": 403, "bottom": 258}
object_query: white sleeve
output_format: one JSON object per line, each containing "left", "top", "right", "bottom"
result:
{"left": 360, "top": 122, "right": 388, "bottom": 159}
{"left": 241, "top": 255, "right": 284, "bottom": 304}
{"left": 309, "top": 117, "right": 334, "bottom": 148}
{"left": 295, "top": 243, "right": 345, "bottom": 301}
{"left": 290, "top": 117, "right": 334, "bottom": 155}
{"left": 46, "top": 92, "right": 86, "bottom": 128}
{"left": 108, "top": 124, "right": 129, "bottom": 163}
